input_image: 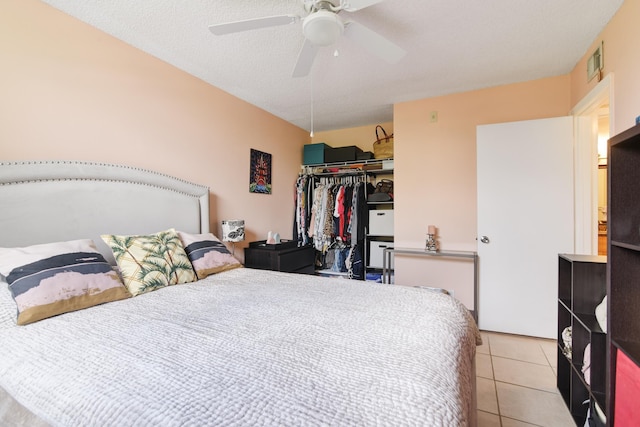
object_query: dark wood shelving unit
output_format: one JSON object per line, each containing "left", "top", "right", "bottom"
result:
{"left": 607, "top": 122, "right": 640, "bottom": 426}
{"left": 557, "top": 253, "right": 607, "bottom": 426}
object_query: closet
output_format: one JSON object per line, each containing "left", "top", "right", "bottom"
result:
{"left": 295, "top": 168, "right": 367, "bottom": 279}
{"left": 294, "top": 159, "right": 393, "bottom": 280}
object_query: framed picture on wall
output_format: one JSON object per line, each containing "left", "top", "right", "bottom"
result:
{"left": 249, "top": 149, "right": 272, "bottom": 194}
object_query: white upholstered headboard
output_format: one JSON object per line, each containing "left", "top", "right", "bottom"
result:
{"left": 0, "top": 161, "right": 210, "bottom": 264}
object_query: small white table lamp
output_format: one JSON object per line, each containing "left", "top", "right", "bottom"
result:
{"left": 222, "top": 220, "right": 245, "bottom": 255}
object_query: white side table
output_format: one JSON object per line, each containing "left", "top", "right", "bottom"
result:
{"left": 383, "top": 247, "right": 478, "bottom": 323}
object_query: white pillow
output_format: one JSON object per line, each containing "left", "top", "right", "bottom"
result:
{"left": 595, "top": 295, "right": 607, "bottom": 333}
{"left": 582, "top": 343, "right": 591, "bottom": 385}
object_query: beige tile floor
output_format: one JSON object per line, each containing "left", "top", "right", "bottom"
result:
{"left": 476, "top": 331, "right": 576, "bottom": 427}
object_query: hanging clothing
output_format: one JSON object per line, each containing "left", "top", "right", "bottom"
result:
{"left": 349, "top": 182, "right": 367, "bottom": 243}
{"left": 294, "top": 174, "right": 315, "bottom": 246}
{"left": 294, "top": 173, "right": 368, "bottom": 281}
{"left": 294, "top": 174, "right": 367, "bottom": 252}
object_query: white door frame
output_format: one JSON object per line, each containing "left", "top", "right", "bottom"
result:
{"left": 570, "top": 74, "right": 614, "bottom": 255}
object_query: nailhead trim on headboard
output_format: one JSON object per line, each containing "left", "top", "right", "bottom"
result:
{"left": 0, "top": 161, "right": 210, "bottom": 198}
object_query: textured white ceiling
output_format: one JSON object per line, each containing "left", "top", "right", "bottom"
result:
{"left": 39, "top": 0, "right": 623, "bottom": 132}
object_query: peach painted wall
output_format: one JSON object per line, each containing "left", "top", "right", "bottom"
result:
{"left": 393, "top": 76, "right": 571, "bottom": 309}
{"left": 570, "top": 0, "right": 640, "bottom": 134}
{"left": 0, "top": 0, "right": 310, "bottom": 259}
{"left": 312, "top": 122, "right": 393, "bottom": 153}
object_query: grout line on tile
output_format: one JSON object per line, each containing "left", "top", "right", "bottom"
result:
{"left": 501, "top": 415, "right": 545, "bottom": 427}
{"left": 477, "top": 373, "right": 495, "bottom": 380}
{"left": 486, "top": 335, "right": 503, "bottom": 423}
{"left": 476, "top": 410, "right": 506, "bottom": 427}
{"left": 490, "top": 353, "right": 550, "bottom": 367}
{"left": 489, "top": 349, "right": 496, "bottom": 381}
{"left": 491, "top": 354, "right": 554, "bottom": 368}
{"left": 494, "top": 379, "right": 560, "bottom": 395}
{"left": 540, "top": 342, "right": 557, "bottom": 368}
{"left": 492, "top": 382, "right": 503, "bottom": 424}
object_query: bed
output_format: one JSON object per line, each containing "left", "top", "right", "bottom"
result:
{"left": 0, "top": 161, "right": 481, "bottom": 427}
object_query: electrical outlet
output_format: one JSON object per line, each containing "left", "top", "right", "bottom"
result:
{"left": 430, "top": 111, "right": 438, "bottom": 123}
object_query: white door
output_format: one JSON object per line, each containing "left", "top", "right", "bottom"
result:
{"left": 477, "top": 117, "right": 574, "bottom": 338}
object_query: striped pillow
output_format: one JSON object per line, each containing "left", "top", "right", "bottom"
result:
{"left": 0, "top": 240, "right": 131, "bottom": 325}
{"left": 178, "top": 231, "right": 242, "bottom": 279}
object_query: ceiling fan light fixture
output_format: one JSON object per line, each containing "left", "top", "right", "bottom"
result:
{"left": 303, "top": 10, "right": 344, "bottom": 46}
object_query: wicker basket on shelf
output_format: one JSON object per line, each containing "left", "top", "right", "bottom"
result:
{"left": 372, "top": 125, "right": 394, "bottom": 159}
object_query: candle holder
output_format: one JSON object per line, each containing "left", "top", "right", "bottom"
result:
{"left": 425, "top": 233, "right": 438, "bottom": 252}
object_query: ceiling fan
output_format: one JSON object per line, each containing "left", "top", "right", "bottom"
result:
{"left": 208, "top": 0, "right": 406, "bottom": 78}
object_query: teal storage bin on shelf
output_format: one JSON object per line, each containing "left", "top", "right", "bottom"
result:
{"left": 303, "top": 142, "right": 333, "bottom": 165}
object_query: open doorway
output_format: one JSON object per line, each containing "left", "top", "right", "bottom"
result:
{"left": 597, "top": 108, "right": 609, "bottom": 255}
{"left": 571, "top": 74, "right": 613, "bottom": 256}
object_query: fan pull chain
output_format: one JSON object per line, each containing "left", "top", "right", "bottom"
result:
{"left": 310, "top": 75, "right": 314, "bottom": 137}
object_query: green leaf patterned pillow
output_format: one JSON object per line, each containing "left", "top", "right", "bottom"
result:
{"left": 101, "top": 229, "right": 196, "bottom": 296}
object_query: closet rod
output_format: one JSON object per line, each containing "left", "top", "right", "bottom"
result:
{"left": 313, "top": 170, "right": 366, "bottom": 177}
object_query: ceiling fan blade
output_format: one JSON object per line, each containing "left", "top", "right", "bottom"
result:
{"left": 344, "top": 20, "right": 406, "bottom": 63}
{"left": 341, "top": 0, "right": 384, "bottom": 12}
{"left": 292, "top": 39, "right": 319, "bottom": 78}
{"left": 209, "top": 15, "right": 299, "bottom": 36}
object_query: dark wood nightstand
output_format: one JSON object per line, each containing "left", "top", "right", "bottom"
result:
{"left": 244, "top": 242, "right": 315, "bottom": 275}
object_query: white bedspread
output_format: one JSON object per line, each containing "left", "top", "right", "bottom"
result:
{"left": 0, "top": 268, "right": 481, "bottom": 426}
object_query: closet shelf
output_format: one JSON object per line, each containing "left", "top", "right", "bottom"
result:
{"left": 302, "top": 158, "right": 393, "bottom": 169}
{"left": 301, "top": 158, "right": 393, "bottom": 177}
